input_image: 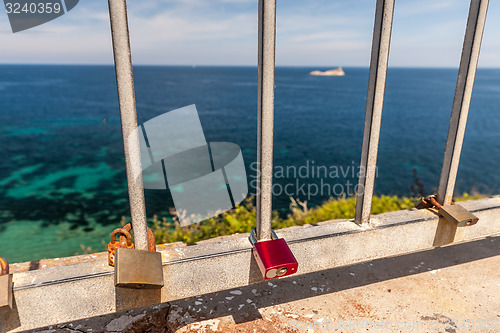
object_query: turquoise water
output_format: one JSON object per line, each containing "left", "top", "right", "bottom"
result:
{"left": 1, "top": 65, "right": 499, "bottom": 263}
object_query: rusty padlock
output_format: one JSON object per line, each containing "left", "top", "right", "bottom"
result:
{"left": 120, "top": 223, "right": 156, "bottom": 252}
{"left": 415, "top": 197, "right": 431, "bottom": 210}
{"left": 108, "top": 228, "right": 134, "bottom": 267}
{"left": 416, "top": 195, "right": 479, "bottom": 227}
{"left": 0, "top": 257, "right": 13, "bottom": 308}
{"left": 438, "top": 204, "right": 478, "bottom": 227}
{"left": 114, "top": 223, "right": 163, "bottom": 289}
{"left": 249, "top": 228, "right": 298, "bottom": 279}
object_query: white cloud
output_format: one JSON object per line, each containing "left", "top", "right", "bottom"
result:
{"left": 396, "top": 0, "right": 457, "bottom": 16}
{"left": 0, "top": 0, "right": 498, "bottom": 67}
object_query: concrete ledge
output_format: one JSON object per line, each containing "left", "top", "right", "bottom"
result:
{"left": 1, "top": 197, "right": 500, "bottom": 332}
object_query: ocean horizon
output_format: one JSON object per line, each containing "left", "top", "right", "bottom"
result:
{"left": 2, "top": 64, "right": 500, "bottom": 69}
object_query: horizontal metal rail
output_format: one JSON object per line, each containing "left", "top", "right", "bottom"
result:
{"left": 255, "top": 0, "right": 277, "bottom": 241}
{"left": 437, "top": 0, "right": 489, "bottom": 206}
{"left": 2, "top": 197, "right": 500, "bottom": 332}
{"left": 355, "top": 0, "right": 395, "bottom": 225}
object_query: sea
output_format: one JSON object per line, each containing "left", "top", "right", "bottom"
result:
{"left": 1, "top": 65, "right": 499, "bottom": 263}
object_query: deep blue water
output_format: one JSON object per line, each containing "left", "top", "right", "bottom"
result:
{"left": 1, "top": 65, "right": 499, "bottom": 262}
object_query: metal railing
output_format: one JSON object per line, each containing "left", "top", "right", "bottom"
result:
{"left": 255, "top": 0, "right": 277, "bottom": 241}
{"left": 355, "top": 0, "right": 489, "bottom": 224}
{"left": 437, "top": 0, "right": 489, "bottom": 206}
{"left": 0, "top": 0, "right": 496, "bottom": 331}
{"left": 108, "top": 0, "right": 149, "bottom": 251}
{"left": 108, "top": 0, "right": 491, "bottom": 249}
{"left": 355, "top": 0, "right": 395, "bottom": 225}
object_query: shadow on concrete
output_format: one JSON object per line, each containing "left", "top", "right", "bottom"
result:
{"left": 168, "top": 235, "right": 500, "bottom": 328}
{"left": 27, "top": 235, "right": 500, "bottom": 332}
{"left": 0, "top": 290, "right": 21, "bottom": 333}
{"left": 115, "top": 287, "right": 162, "bottom": 313}
{"left": 28, "top": 260, "right": 40, "bottom": 271}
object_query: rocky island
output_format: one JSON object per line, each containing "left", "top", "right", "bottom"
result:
{"left": 310, "top": 67, "right": 345, "bottom": 76}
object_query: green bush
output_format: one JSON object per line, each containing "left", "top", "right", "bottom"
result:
{"left": 151, "top": 198, "right": 264, "bottom": 245}
{"left": 150, "top": 194, "right": 444, "bottom": 245}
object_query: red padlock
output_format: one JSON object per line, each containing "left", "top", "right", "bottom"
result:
{"left": 249, "top": 228, "right": 298, "bottom": 279}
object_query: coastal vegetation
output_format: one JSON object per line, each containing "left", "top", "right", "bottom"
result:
{"left": 149, "top": 192, "right": 484, "bottom": 245}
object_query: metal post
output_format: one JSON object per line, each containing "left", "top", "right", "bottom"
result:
{"left": 256, "top": 0, "right": 276, "bottom": 241}
{"left": 437, "top": 0, "right": 489, "bottom": 206}
{"left": 108, "top": 0, "right": 149, "bottom": 250}
{"left": 355, "top": 0, "right": 395, "bottom": 225}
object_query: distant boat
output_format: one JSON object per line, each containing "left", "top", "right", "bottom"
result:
{"left": 309, "top": 67, "right": 345, "bottom": 76}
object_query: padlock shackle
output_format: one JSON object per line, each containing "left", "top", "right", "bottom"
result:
{"left": 121, "top": 223, "right": 156, "bottom": 252}
{"left": 427, "top": 196, "right": 442, "bottom": 209}
{"left": 0, "top": 256, "right": 9, "bottom": 275}
{"left": 249, "top": 228, "right": 278, "bottom": 245}
{"left": 110, "top": 228, "right": 133, "bottom": 247}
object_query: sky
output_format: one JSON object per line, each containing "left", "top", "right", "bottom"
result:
{"left": 0, "top": 0, "right": 499, "bottom": 67}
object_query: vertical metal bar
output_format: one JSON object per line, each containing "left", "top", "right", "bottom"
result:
{"left": 108, "top": 0, "right": 149, "bottom": 251}
{"left": 256, "top": 0, "right": 276, "bottom": 241}
{"left": 437, "top": 0, "right": 489, "bottom": 206}
{"left": 355, "top": 0, "right": 395, "bottom": 225}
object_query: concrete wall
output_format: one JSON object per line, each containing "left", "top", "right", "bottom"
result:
{"left": 1, "top": 197, "right": 499, "bottom": 332}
